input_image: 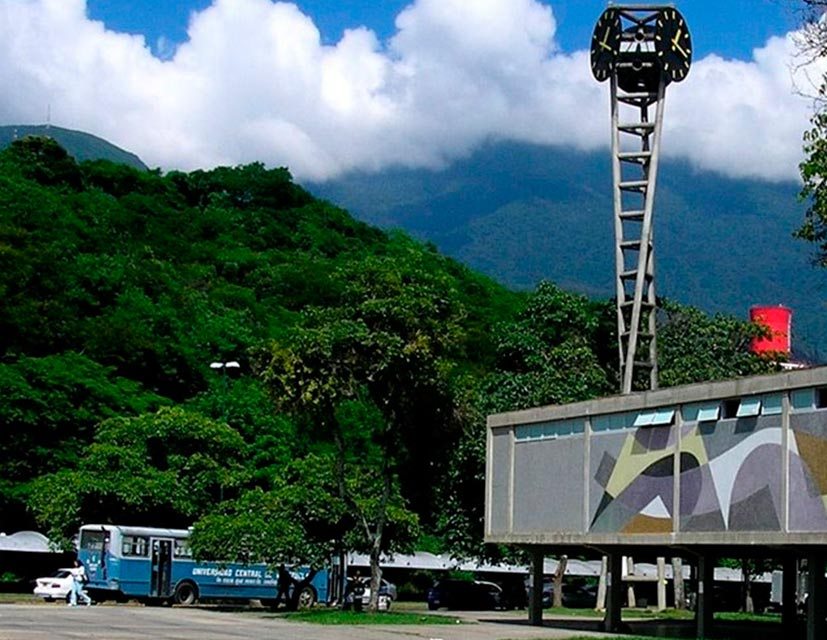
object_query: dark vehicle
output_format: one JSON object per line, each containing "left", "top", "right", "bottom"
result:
{"left": 525, "top": 578, "right": 597, "bottom": 608}
{"left": 496, "top": 575, "right": 528, "bottom": 609}
{"left": 427, "top": 579, "right": 503, "bottom": 611}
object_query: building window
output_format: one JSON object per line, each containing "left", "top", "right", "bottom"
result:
{"left": 761, "top": 394, "right": 783, "bottom": 416}
{"left": 817, "top": 388, "right": 827, "bottom": 409}
{"left": 514, "top": 418, "right": 584, "bottom": 441}
{"left": 792, "top": 389, "right": 815, "bottom": 412}
{"left": 722, "top": 399, "right": 740, "bottom": 419}
{"left": 736, "top": 397, "right": 762, "bottom": 418}
{"left": 633, "top": 408, "right": 675, "bottom": 427}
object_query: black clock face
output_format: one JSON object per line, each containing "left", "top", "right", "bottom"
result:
{"left": 590, "top": 9, "right": 620, "bottom": 82}
{"left": 655, "top": 8, "right": 692, "bottom": 82}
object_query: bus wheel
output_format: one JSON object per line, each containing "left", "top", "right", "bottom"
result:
{"left": 173, "top": 581, "right": 199, "bottom": 606}
{"left": 297, "top": 587, "right": 316, "bottom": 609}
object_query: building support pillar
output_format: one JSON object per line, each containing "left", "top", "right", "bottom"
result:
{"left": 781, "top": 556, "right": 797, "bottom": 629}
{"left": 657, "top": 556, "right": 667, "bottom": 610}
{"left": 696, "top": 554, "right": 714, "bottom": 639}
{"left": 807, "top": 553, "right": 826, "bottom": 640}
{"left": 528, "top": 549, "right": 544, "bottom": 626}
{"left": 603, "top": 552, "right": 623, "bottom": 632}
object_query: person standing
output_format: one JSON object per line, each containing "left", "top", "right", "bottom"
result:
{"left": 275, "top": 565, "right": 293, "bottom": 609}
{"left": 68, "top": 560, "right": 92, "bottom": 606}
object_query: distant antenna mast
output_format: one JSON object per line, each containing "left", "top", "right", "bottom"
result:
{"left": 590, "top": 4, "right": 692, "bottom": 394}
{"left": 46, "top": 103, "right": 51, "bottom": 135}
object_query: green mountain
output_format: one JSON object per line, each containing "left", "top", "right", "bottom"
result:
{"left": 6, "top": 124, "right": 818, "bottom": 354}
{"left": 0, "top": 125, "right": 148, "bottom": 171}
{"left": 311, "top": 141, "right": 827, "bottom": 358}
{"left": 0, "top": 135, "right": 520, "bottom": 530}
{"left": 0, "top": 135, "right": 775, "bottom": 556}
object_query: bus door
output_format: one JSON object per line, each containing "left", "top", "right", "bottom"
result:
{"left": 150, "top": 539, "right": 173, "bottom": 598}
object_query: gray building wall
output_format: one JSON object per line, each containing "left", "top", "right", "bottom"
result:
{"left": 485, "top": 367, "right": 827, "bottom": 546}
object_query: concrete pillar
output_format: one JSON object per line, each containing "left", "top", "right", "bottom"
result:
{"left": 656, "top": 556, "right": 667, "bottom": 611}
{"left": 603, "top": 552, "right": 623, "bottom": 632}
{"left": 806, "top": 554, "right": 826, "bottom": 640}
{"left": 781, "top": 556, "right": 797, "bottom": 628}
{"left": 626, "top": 556, "right": 636, "bottom": 608}
{"left": 528, "top": 549, "right": 544, "bottom": 626}
{"left": 696, "top": 554, "right": 714, "bottom": 639}
{"left": 596, "top": 555, "right": 607, "bottom": 610}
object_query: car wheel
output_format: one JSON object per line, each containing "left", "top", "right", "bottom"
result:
{"left": 173, "top": 581, "right": 199, "bottom": 605}
{"left": 297, "top": 586, "right": 316, "bottom": 609}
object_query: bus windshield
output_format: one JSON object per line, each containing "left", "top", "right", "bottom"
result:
{"left": 80, "top": 529, "right": 106, "bottom": 552}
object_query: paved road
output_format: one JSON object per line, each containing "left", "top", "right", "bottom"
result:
{"left": 0, "top": 605, "right": 613, "bottom": 640}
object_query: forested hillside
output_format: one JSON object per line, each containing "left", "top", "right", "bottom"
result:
{"left": 313, "top": 141, "right": 827, "bottom": 358}
{"left": 0, "top": 125, "right": 148, "bottom": 171}
{"left": 0, "top": 137, "right": 775, "bottom": 571}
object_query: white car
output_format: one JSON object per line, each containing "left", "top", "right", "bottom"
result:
{"left": 343, "top": 578, "right": 397, "bottom": 610}
{"left": 33, "top": 569, "right": 74, "bottom": 601}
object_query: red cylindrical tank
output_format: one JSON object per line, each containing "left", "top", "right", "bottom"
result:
{"left": 749, "top": 305, "right": 791, "bottom": 355}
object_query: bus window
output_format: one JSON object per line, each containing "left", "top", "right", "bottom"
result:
{"left": 80, "top": 529, "right": 106, "bottom": 552}
{"left": 174, "top": 539, "right": 192, "bottom": 558}
{"left": 122, "top": 536, "right": 149, "bottom": 557}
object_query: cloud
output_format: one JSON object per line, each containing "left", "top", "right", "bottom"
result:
{"left": 0, "top": 0, "right": 821, "bottom": 182}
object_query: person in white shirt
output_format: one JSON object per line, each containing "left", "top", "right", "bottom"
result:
{"left": 68, "top": 560, "right": 92, "bottom": 606}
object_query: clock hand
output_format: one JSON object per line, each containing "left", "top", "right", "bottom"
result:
{"left": 599, "top": 27, "right": 613, "bottom": 51}
{"left": 671, "top": 29, "right": 688, "bottom": 57}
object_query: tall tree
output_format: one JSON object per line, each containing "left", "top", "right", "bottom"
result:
{"left": 439, "top": 282, "right": 612, "bottom": 559}
{"left": 258, "top": 250, "right": 462, "bottom": 609}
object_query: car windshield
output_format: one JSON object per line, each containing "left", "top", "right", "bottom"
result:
{"left": 52, "top": 570, "right": 71, "bottom": 578}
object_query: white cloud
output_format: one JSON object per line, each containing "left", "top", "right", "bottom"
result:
{"left": 0, "top": 0, "right": 821, "bottom": 182}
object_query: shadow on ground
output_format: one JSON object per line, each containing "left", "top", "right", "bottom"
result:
{"left": 476, "top": 615, "right": 805, "bottom": 639}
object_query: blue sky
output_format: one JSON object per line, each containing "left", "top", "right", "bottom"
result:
{"left": 85, "top": 0, "right": 801, "bottom": 61}
{"left": 0, "top": 0, "right": 822, "bottom": 181}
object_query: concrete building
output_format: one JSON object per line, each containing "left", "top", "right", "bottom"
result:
{"left": 485, "top": 366, "right": 827, "bottom": 639}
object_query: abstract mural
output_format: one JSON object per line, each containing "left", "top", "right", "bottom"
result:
{"left": 486, "top": 373, "right": 827, "bottom": 542}
{"left": 588, "top": 411, "right": 827, "bottom": 535}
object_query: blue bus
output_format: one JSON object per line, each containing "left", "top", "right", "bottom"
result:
{"left": 77, "top": 524, "right": 334, "bottom": 606}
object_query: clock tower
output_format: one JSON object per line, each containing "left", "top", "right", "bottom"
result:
{"left": 590, "top": 5, "right": 692, "bottom": 394}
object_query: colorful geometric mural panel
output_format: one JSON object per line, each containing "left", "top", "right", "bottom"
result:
{"left": 788, "top": 439, "right": 827, "bottom": 532}
{"left": 728, "top": 485, "right": 780, "bottom": 531}
{"left": 590, "top": 421, "right": 793, "bottom": 534}
{"left": 793, "top": 430, "right": 827, "bottom": 495}
{"left": 594, "top": 452, "right": 617, "bottom": 489}
{"left": 622, "top": 513, "right": 672, "bottom": 534}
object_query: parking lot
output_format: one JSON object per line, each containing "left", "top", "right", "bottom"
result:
{"left": 0, "top": 604, "right": 610, "bottom": 640}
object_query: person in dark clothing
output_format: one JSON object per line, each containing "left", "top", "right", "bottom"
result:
{"left": 275, "top": 565, "right": 293, "bottom": 609}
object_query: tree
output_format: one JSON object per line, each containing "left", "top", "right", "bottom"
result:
{"left": 190, "top": 454, "right": 347, "bottom": 610}
{"left": 258, "top": 252, "right": 461, "bottom": 609}
{"left": 438, "top": 282, "right": 612, "bottom": 560}
{"left": 28, "top": 407, "right": 248, "bottom": 547}
{"left": 0, "top": 352, "right": 163, "bottom": 528}
{"left": 795, "top": 1, "right": 827, "bottom": 264}
{"left": 657, "top": 300, "right": 779, "bottom": 386}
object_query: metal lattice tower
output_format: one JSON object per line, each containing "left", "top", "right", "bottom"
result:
{"left": 591, "top": 5, "right": 692, "bottom": 394}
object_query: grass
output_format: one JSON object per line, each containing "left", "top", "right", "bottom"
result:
{"left": 281, "top": 608, "right": 465, "bottom": 625}
{"left": 550, "top": 637, "right": 691, "bottom": 640}
{"left": 714, "top": 611, "right": 782, "bottom": 623}
{"left": 0, "top": 593, "right": 41, "bottom": 604}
